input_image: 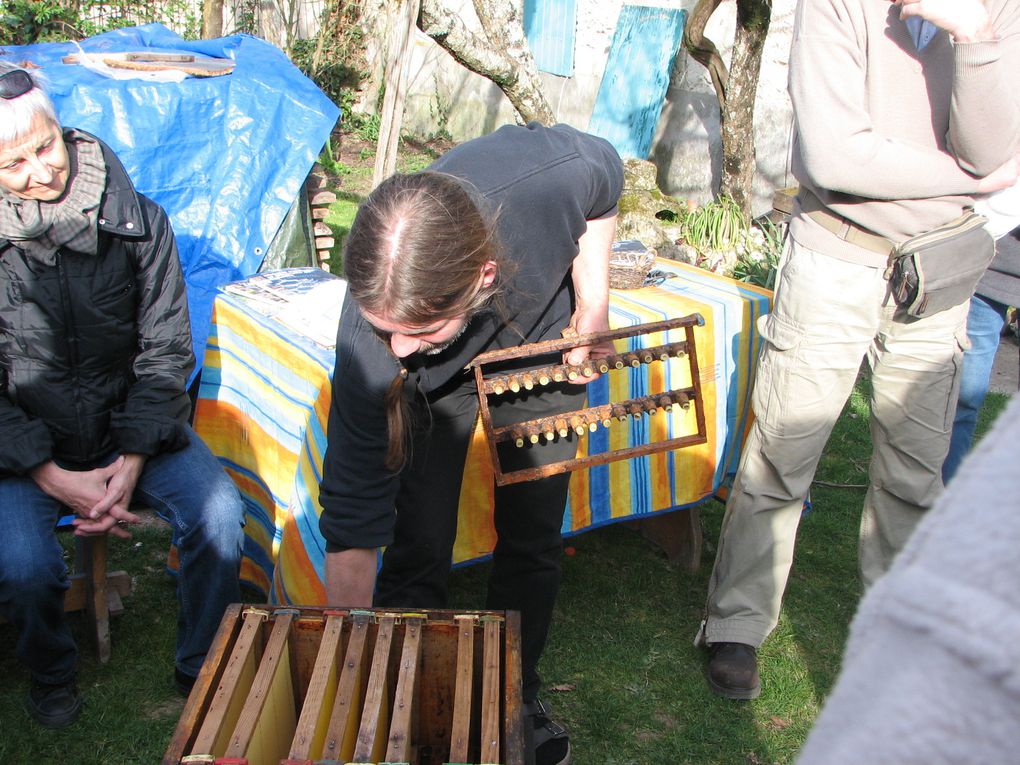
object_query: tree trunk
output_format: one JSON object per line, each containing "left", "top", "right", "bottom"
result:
{"left": 683, "top": 0, "right": 772, "bottom": 218}
{"left": 418, "top": 0, "right": 555, "bottom": 125}
{"left": 202, "top": 0, "right": 223, "bottom": 39}
{"left": 720, "top": 0, "right": 770, "bottom": 214}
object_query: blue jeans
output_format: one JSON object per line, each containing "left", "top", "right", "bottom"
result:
{"left": 943, "top": 295, "right": 1009, "bottom": 484}
{"left": 0, "top": 426, "right": 244, "bottom": 683}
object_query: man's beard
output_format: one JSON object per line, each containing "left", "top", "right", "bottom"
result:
{"left": 422, "top": 317, "right": 470, "bottom": 355}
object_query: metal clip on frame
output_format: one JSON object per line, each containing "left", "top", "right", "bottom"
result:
{"left": 469, "top": 314, "right": 708, "bottom": 486}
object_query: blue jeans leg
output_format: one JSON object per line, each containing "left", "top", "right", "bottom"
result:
{"left": 943, "top": 295, "right": 1008, "bottom": 484}
{"left": 0, "top": 476, "right": 77, "bottom": 684}
{"left": 135, "top": 425, "right": 245, "bottom": 677}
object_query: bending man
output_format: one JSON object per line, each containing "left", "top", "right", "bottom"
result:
{"left": 319, "top": 122, "right": 622, "bottom": 765}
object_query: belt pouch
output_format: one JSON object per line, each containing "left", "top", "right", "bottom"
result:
{"left": 887, "top": 212, "right": 993, "bottom": 318}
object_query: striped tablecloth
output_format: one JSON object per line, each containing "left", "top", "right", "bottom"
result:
{"left": 194, "top": 261, "right": 771, "bottom": 604}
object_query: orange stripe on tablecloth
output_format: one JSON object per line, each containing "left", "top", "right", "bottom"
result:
{"left": 567, "top": 435, "right": 592, "bottom": 531}
{"left": 241, "top": 559, "right": 270, "bottom": 596}
{"left": 194, "top": 397, "right": 300, "bottom": 523}
{"left": 275, "top": 508, "right": 328, "bottom": 606}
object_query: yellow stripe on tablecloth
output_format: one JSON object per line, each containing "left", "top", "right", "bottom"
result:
{"left": 215, "top": 300, "right": 329, "bottom": 385}
{"left": 212, "top": 301, "right": 331, "bottom": 450}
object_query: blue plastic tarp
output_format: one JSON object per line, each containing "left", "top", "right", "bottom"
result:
{"left": 1, "top": 24, "right": 341, "bottom": 370}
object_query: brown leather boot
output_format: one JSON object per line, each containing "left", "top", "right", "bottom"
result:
{"left": 706, "top": 642, "right": 761, "bottom": 700}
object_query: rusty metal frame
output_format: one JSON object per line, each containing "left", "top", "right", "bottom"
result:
{"left": 469, "top": 314, "right": 708, "bottom": 486}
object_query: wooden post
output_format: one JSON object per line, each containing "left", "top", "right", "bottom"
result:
{"left": 79, "top": 535, "right": 111, "bottom": 664}
{"left": 372, "top": 0, "right": 422, "bottom": 187}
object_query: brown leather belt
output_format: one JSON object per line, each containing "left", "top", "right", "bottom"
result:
{"left": 799, "top": 191, "right": 896, "bottom": 256}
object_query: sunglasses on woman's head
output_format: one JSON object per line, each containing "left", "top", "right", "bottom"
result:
{"left": 0, "top": 69, "right": 34, "bottom": 100}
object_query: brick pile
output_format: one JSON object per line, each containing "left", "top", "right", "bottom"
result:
{"left": 307, "top": 164, "right": 337, "bottom": 270}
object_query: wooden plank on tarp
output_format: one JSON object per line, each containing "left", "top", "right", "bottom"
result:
{"left": 587, "top": 4, "right": 687, "bottom": 159}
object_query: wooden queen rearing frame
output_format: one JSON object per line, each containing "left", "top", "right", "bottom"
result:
{"left": 469, "top": 314, "right": 709, "bottom": 486}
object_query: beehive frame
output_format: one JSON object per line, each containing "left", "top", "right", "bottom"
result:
{"left": 469, "top": 313, "right": 708, "bottom": 486}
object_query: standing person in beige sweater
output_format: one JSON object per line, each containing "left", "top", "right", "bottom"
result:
{"left": 696, "top": 0, "right": 1020, "bottom": 700}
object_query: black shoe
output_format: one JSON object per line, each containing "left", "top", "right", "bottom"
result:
{"left": 28, "top": 679, "right": 82, "bottom": 728}
{"left": 706, "top": 642, "right": 761, "bottom": 700}
{"left": 174, "top": 668, "right": 197, "bottom": 698}
{"left": 525, "top": 698, "right": 572, "bottom": 765}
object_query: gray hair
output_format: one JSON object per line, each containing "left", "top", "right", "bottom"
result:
{"left": 0, "top": 60, "right": 60, "bottom": 145}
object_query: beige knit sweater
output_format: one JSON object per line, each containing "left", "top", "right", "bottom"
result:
{"left": 788, "top": 0, "right": 1020, "bottom": 267}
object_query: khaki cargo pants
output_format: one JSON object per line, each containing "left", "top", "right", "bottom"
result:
{"left": 700, "top": 236, "right": 969, "bottom": 648}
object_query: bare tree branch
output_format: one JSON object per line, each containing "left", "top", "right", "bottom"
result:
{"left": 419, "top": 0, "right": 555, "bottom": 125}
{"left": 683, "top": 0, "right": 727, "bottom": 112}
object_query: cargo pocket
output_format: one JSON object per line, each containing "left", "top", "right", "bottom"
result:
{"left": 751, "top": 312, "right": 803, "bottom": 433}
{"left": 942, "top": 326, "right": 969, "bottom": 429}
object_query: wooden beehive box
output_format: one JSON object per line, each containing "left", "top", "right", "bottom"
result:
{"left": 163, "top": 605, "right": 525, "bottom": 765}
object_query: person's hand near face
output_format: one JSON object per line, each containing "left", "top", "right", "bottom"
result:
{"left": 892, "top": 0, "right": 996, "bottom": 42}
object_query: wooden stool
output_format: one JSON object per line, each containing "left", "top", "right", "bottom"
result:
{"left": 62, "top": 533, "right": 133, "bottom": 663}
{"left": 0, "top": 521, "right": 133, "bottom": 662}
{"left": 629, "top": 507, "right": 704, "bottom": 574}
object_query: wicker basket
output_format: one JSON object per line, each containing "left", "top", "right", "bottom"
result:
{"left": 609, "top": 240, "right": 656, "bottom": 289}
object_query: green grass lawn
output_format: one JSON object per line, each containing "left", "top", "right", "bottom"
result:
{"left": 0, "top": 384, "right": 1009, "bottom": 764}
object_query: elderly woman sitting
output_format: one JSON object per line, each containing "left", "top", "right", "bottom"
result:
{"left": 0, "top": 61, "right": 244, "bottom": 728}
